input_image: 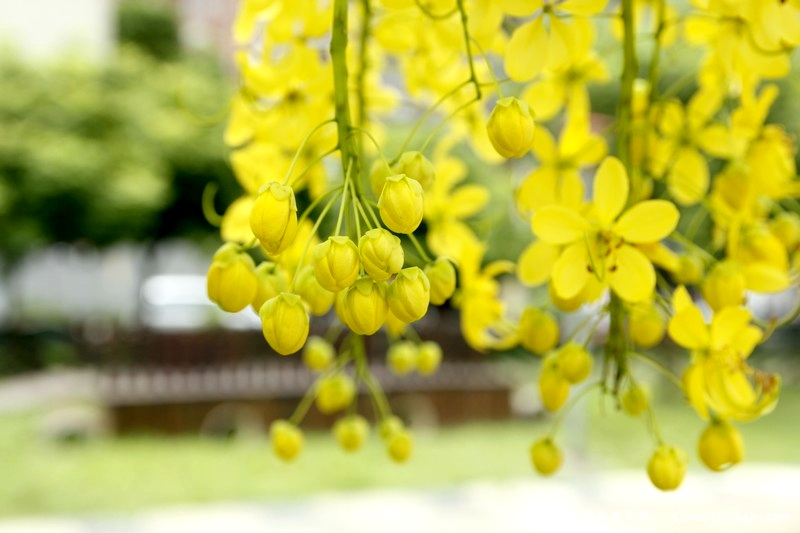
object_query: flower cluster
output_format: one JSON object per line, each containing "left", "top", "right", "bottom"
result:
{"left": 206, "top": 0, "right": 800, "bottom": 489}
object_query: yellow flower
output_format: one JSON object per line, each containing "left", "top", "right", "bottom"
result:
{"left": 378, "top": 174, "right": 425, "bottom": 234}
{"left": 393, "top": 150, "right": 436, "bottom": 191}
{"left": 316, "top": 373, "right": 356, "bottom": 414}
{"left": 647, "top": 444, "right": 687, "bottom": 491}
{"left": 515, "top": 103, "right": 606, "bottom": 217}
{"left": 387, "top": 267, "right": 430, "bottom": 323}
{"left": 425, "top": 258, "right": 457, "bottom": 305}
{"left": 486, "top": 97, "right": 535, "bottom": 158}
{"left": 293, "top": 265, "right": 335, "bottom": 316}
{"left": 334, "top": 415, "right": 370, "bottom": 453}
{"left": 249, "top": 182, "right": 299, "bottom": 255}
{"left": 387, "top": 341, "right": 418, "bottom": 376}
{"left": 667, "top": 286, "right": 780, "bottom": 422}
{"left": 698, "top": 419, "right": 744, "bottom": 472}
{"left": 358, "top": 228, "right": 404, "bottom": 282}
{"left": 518, "top": 307, "right": 559, "bottom": 355}
{"left": 338, "top": 278, "right": 388, "bottom": 335}
{"left": 312, "top": 236, "right": 360, "bottom": 292}
{"left": 270, "top": 420, "right": 304, "bottom": 462}
{"left": 416, "top": 341, "right": 443, "bottom": 376}
{"left": 532, "top": 156, "right": 679, "bottom": 303}
{"left": 502, "top": 0, "right": 607, "bottom": 82}
{"left": 260, "top": 292, "right": 310, "bottom": 355}
{"left": 206, "top": 243, "right": 258, "bottom": 313}
{"left": 530, "top": 437, "right": 562, "bottom": 476}
{"left": 251, "top": 262, "right": 289, "bottom": 313}
{"left": 302, "top": 335, "right": 335, "bottom": 372}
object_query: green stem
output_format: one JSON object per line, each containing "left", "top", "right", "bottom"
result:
{"left": 283, "top": 119, "right": 336, "bottom": 185}
{"left": 290, "top": 191, "right": 342, "bottom": 291}
{"left": 605, "top": 293, "right": 628, "bottom": 395}
{"left": 548, "top": 382, "right": 602, "bottom": 437}
{"left": 408, "top": 232, "right": 433, "bottom": 263}
{"left": 618, "top": 0, "right": 638, "bottom": 179}
{"left": 392, "top": 80, "right": 471, "bottom": 163}
{"left": 456, "top": 0, "right": 481, "bottom": 100}
{"left": 356, "top": 0, "right": 371, "bottom": 131}
{"left": 647, "top": 0, "right": 666, "bottom": 103}
{"left": 331, "top": 0, "right": 359, "bottom": 177}
{"left": 201, "top": 182, "right": 223, "bottom": 227}
{"left": 631, "top": 351, "right": 683, "bottom": 390}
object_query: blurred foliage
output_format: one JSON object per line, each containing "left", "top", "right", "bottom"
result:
{"left": 0, "top": 47, "right": 239, "bottom": 267}
{"left": 117, "top": 1, "right": 180, "bottom": 60}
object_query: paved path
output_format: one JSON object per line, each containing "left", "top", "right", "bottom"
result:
{"left": 0, "top": 464, "right": 797, "bottom": 533}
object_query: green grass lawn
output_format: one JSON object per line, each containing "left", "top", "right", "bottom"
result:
{"left": 1, "top": 382, "right": 798, "bottom": 518}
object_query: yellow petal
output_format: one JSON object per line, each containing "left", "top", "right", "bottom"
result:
{"left": 532, "top": 206, "right": 590, "bottom": 245}
{"left": 709, "top": 307, "right": 753, "bottom": 351}
{"left": 608, "top": 245, "right": 655, "bottom": 302}
{"left": 667, "top": 147, "right": 709, "bottom": 206}
{"left": 671, "top": 285, "right": 694, "bottom": 313}
{"left": 593, "top": 156, "right": 628, "bottom": 226}
{"left": 551, "top": 242, "right": 591, "bottom": 300}
{"left": 447, "top": 185, "right": 490, "bottom": 219}
{"left": 742, "top": 263, "right": 790, "bottom": 293}
{"left": 613, "top": 200, "right": 679, "bottom": 243}
{"left": 505, "top": 18, "right": 548, "bottom": 81}
{"left": 682, "top": 364, "right": 709, "bottom": 420}
{"left": 559, "top": 0, "right": 608, "bottom": 16}
{"left": 522, "top": 79, "right": 565, "bottom": 121}
{"left": 518, "top": 240, "right": 561, "bottom": 286}
{"left": 668, "top": 306, "right": 709, "bottom": 350}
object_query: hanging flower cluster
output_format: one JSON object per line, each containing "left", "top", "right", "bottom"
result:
{"left": 206, "top": 0, "right": 800, "bottom": 490}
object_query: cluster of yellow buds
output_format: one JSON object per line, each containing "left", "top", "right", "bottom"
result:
{"left": 205, "top": 0, "right": 800, "bottom": 490}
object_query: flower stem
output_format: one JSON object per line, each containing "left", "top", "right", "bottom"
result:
{"left": 331, "top": 0, "right": 359, "bottom": 178}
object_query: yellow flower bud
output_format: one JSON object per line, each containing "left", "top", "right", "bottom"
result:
{"left": 251, "top": 262, "right": 288, "bottom": 313}
{"left": 556, "top": 343, "right": 592, "bottom": 384}
{"left": 647, "top": 444, "right": 687, "bottom": 491}
{"left": 425, "top": 258, "right": 456, "bottom": 305}
{"left": 302, "top": 335, "right": 335, "bottom": 372}
{"left": 530, "top": 437, "right": 562, "bottom": 476}
{"left": 486, "top": 96, "right": 535, "bottom": 158}
{"left": 388, "top": 267, "right": 430, "bottom": 323}
{"left": 620, "top": 382, "right": 649, "bottom": 417}
{"left": 539, "top": 354, "right": 570, "bottom": 411}
{"left": 384, "top": 309, "right": 408, "bottom": 337}
{"left": 518, "top": 307, "right": 559, "bottom": 355}
{"left": 416, "top": 341, "right": 442, "bottom": 376}
{"left": 393, "top": 150, "right": 435, "bottom": 191}
{"left": 369, "top": 158, "right": 393, "bottom": 198}
{"left": 315, "top": 373, "right": 356, "bottom": 414}
{"left": 259, "top": 292, "right": 309, "bottom": 355}
{"left": 294, "top": 265, "right": 335, "bottom": 316}
{"left": 674, "top": 254, "right": 704, "bottom": 285}
{"left": 270, "top": 420, "right": 303, "bottom": 462}
{"left": 359, "top": 228, "right": 404, "bottom": 282}
{"left": 378, "top": 174, "right": 424, "bottom": 234}
{"left": 339, "top": 278, "right": 388, "bottom": 335}
{"left": 703, "top": 261, "right": 746, "bottom": 311}
{"left": 312, "top": 236, "right": 360, "bottom": 292}
{"left": 630, "top": 303, "right": 666, "bottom": 348}
{"left": 206, "top": 243, "right": 258, "bottom": 313}
{"left": 387, "top": 341, "right": 418, "bottom": 376}
{"left": 249, "top": 182, "right": 298, "bottom": 255}
{"left": 698, "top": 419, "right": 744, "bottom": 472}
{"left": 378, "top": 415, "right": 405, "bottom": 441}
{"left": 334, "top": 414, "right": 370, "bottom": 453}
{"left": 387, "top": 429, "right": 413, "bottom": 463}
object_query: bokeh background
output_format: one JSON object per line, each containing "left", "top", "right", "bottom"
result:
{"left": 0, "top": 1, "right": 799, "bottom": 531}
